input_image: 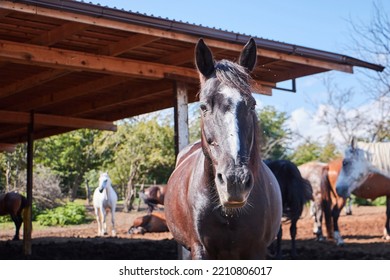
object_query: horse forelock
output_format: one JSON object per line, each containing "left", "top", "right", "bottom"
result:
{"left": 214, "top": 59, "right": 252, "bottom": 97}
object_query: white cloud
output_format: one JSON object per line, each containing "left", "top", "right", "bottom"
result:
{"left": 287, "top": 96, "right": 390, "bottom": 149}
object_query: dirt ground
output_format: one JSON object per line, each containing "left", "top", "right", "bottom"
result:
{"left": 0, "top": 204, "right": 389, "bottom": 260}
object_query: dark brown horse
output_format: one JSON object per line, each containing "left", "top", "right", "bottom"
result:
{"left": 265, "top": 159, "right": 313, "bottom": 258}
{"left": 0, "top": 192, "right": 27, "bottom": 240}
{"left": 164, "top": 38, "right": 282, "bottom": 259}
{"left": 138, "top": 185, "right": 166, "bottom": 214}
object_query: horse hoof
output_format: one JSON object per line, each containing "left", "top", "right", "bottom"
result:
{"left": 316, "top": 236, "right": 326, "bottom": 242}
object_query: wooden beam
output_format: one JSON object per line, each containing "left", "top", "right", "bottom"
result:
{"left": 29, "top": 21, "right": 88, "bottom": 46}
{"left": 0, "top": 110, "right": 117, "bottom": 131}
{"left": 0, "top": 40, "right": 199, "bottom": 80}
{"left": 0, "top": 1, "right": 353, "bottom": 73}
{"left": 101, "top": 33, "right": 160, "bottom": 56}
{"left": 9, "top": 75, "right": 130, "bottom": 111}
{"left": 0, "top": 69, "right": 69, "bottom": 99}
{"left": 0, "top": 143, "right": 16, "bottom": 152}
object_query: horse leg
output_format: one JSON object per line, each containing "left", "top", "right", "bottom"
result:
{"left": 290, "top": 218, "right": 298, "bottom": 259}
{"left": 332, "top": 206, "right": 344, "bottom": 246}
{"left": 384, "top": 196, "right": 390, "bottom": 240}
{"left": 311, "top": 201, "right": 325, "bottom": 241}
{"left": 276, "top": 225, "right": 283, "bottom": 259}
{"left": 101, "top": 208, "right": 107, "bottom": 235}
{"left": 110, "top": 205, "right": 116, "bottom": 237}
{"left": 345, "top": 197, "right": 353, "bottom": 215}
{"left": 95, "top": 207, "right": 102, "bottom": 236}
{"left": 10, "top": 214, "right": 22, "bottom": 241}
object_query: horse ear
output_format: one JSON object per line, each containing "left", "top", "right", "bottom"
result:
{"left": 195, "top": 38, "right": 215, "bottom": 78}
{"left": 350, "top": 136, "right": 356, "bottom": 150}
{"left": 239, "top": 38, "right": 257, "bottom": 72}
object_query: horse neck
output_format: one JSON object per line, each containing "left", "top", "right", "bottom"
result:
{"left": 358, "top": 142, "right": 390, "bottom": 175}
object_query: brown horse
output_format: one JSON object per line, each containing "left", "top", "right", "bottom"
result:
{"left": 336, "top": 139, "right": 390, "bottom": 240}
{"left": 0, "top": 192, "right": 27, "bottom": 240}
{"left": 164, "top": 38, "right": 282, "bottom": 259}
{"left": 139, "top": 185, "right": 166, "bottom": 214}
{"left": 128, "top": 211, "right": 168, "bottom": 234}
{"left": 298, "top": 159, "right": 348, "bottom": 245}
{"left": 265, "top": 159, "right": 313, "bottom": 258}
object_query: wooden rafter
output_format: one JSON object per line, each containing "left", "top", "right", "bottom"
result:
{"left": 0, "top": 39, "right": 199, "bottom": 80}
{"left": 0, "top": 110, "right": 117, "bottom": 131}
{"left": 0, "top": 1, "right": 353, "bottom": 73}
{"left": 0, "top": 143, "right": 16, "bottom": 152}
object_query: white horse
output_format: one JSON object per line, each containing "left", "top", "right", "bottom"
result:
{"left": 93, "top": 172, "right": 118, "bottom": 236}
{"left": 336, "top": 138, "right": 390, "bottom": 239}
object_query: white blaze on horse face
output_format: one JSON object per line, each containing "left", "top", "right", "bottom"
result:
{"left": 338, "top": 148, "right": 371, "bottom": 196}
{"left": 220, "top": 86, "right": 242, "bottom": 163}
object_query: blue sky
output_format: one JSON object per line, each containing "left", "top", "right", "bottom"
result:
{"left": 86, "top": 0, "right": 388, "bottom": 145}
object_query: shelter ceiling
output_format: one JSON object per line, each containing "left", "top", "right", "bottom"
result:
{"left": 0, "top": 0, "right": 384, "bottom": 150}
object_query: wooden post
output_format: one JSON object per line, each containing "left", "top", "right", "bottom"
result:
{"left": 173, "top": 81, "right": 189, "bottom": 259}
{"left": 174, "top": 81, "right": 189, "bottom": 155}
{"left": 23, "top": 111, "right": 34, "bottom": 255}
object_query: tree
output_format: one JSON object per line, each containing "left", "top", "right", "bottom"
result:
{"left": 95, "top": 115, "right": 175, "bottom": 212}
{"left": 34, "top": 129, "right": 105, "bottom": 200}
{"left": 258, "top": 106, "right": 292, "bottom": 160}
{"left": 319, "top": 2, "right": 390, "bottom": 144}
{"left": 0, "top": 144, "right": 27, "bottom": 193}
{"left": 289, "top": 137, "right": 340, "bottom": 166}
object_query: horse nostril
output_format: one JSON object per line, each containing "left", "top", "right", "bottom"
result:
{"left": 244, "top": 173, "right": 253, "bottom": 188}
{"left": 217, "top": 173, "right": 224, "bottom": 184}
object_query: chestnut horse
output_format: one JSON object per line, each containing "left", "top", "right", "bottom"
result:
{"left": 164, "top": 38, "right": 282, "bottom": 259}
{"left": 336, "top": 139, "right": 390, "bottom": 240}
{"left": 0, "top": 191, "right": 27, "bottom": 240}
{"left": 265, "top": 159, "right": 313, "bottom": 258}
{"left": 128, "top": 211, "right": 168, "bottom": 235}
{"left": 139, "top": 185, "right": 166, "bottom": 214}
{"left": 298, "top": 159, "right": 348, "bottom": 246}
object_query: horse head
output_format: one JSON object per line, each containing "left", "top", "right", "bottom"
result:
{"left": 336, "top": 138, "right": 372, "bottom": 198}
{"left": 98, "top": 172, "right": 111, "bottom": 193}
{"left": 195, "top": 38, "right": 259, "bottom": 209}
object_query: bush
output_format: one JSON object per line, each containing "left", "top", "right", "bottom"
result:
{"left": 36, "top": 203, "right": 89, "bottom": 226}
{"left": 352, "top": 195, "right": 387, "bottom": 206}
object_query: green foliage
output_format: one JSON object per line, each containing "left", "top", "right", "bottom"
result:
{"left": 36, "top": 203, "right": 89, "bottom": 226}
{"left": 352, "top": 195, "right": 387, "bottom": 206}
{"left": 0, "top": 202, "right": 45, "bottom": 223}
{"left": 95, "top": 115, "right": 175, "bottom": 188}
{"left": 289, "top": 138, "right": 340, "bottom": 166}
{"left": 258, "top": 106, "right": 291, "bottom": 160}
{"left": 34, "top": 129, "right": 106, "bottom": 198}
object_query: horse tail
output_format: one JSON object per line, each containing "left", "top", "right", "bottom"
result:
{"left": 320, "top": 166, "right": 333, "bottom": 238}
{"left": 285, "top": 162, "right": 313, "bottom": 219}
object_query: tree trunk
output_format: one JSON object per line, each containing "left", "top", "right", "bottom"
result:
{"left": 123, "top": 168, "right": 137, "bottom": 212}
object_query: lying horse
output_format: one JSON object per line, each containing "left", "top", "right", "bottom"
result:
{"left": 138, "top": 185, "right": 166, "bottom": 214}
{"left": 336, "top": 139, "right": 390, "bottom": 240}
{"left": 0, "top": 191, "right": 27, "bottom": 240}
{"left": 266, "top": 159, "right": 313, "bottom": 258}
{"left": 164, "top": 38, "right": 282, "bottom": 259}
{"left": 128, "top": 211, "right": 168, "bottom": 235}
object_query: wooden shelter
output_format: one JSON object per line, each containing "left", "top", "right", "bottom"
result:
{"left": 0, "top": 0, "right": 384, "bottom": 254}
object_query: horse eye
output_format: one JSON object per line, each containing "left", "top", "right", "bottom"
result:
{"left": 342, "top": 159, "right": 349, "bottom": 167}
{"left": 200, "top": 103, "right": 208, "bottom": 112}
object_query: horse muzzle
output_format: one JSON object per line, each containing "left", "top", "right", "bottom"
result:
{"left": 215, "top": 166, "right": 254, "bottom": 208}
{"left": 335, "top": 184, "right": 350, "bottom": 198}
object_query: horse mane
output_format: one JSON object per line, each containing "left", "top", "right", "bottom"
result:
{"left": 214, "top": 59, "right": 253, "bottom": 96}
{"left": 356, "top": 142, "right": 390, "bottom": 175}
